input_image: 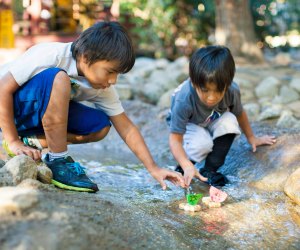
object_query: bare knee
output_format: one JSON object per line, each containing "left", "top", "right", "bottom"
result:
{"left": 42, "top": 71, "right": 71, "bottom": 127}
{"left": 88, "top": 126, "right": 110, "bottom": 142}
{"left": 52, "top": 71, "right": 71, "bottom": 96}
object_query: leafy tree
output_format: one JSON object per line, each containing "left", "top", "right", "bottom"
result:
{"left": 214, "top": 0, "right": 264, "bottom": 61}
{"left": 119, "top": 0, "right": 299, "bottom": 59}
{"left": 120, "top": 0, "right": 214, "bottom": 59}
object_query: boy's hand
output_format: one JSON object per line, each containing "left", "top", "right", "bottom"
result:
{"left": 248, "top": 135, "right": 276, "bottom": 152}
{"left": 8, "top": 140, "right": 42, "bottom": 161}
{"left": 183, "top": 165, "right": 207, "bottom": 187}
{"left": 149, "top": 167, "right": 185, "bottom": 190}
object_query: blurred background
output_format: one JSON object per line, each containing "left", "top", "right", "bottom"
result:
{"left": 0, "top": 0, "right": 299, "bottom": 63}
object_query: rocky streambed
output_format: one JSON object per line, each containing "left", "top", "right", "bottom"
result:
{"left": 0, "top": 100, "right": 300, "bottom": 250}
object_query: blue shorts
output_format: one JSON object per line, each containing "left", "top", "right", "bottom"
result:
{"left": 13, "top": 68, "right": 111, "bottom": 137}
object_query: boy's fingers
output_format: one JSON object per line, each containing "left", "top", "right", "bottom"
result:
{"left": 184, "top": 175, "right": 191, "bottom": 186}
{"left": 196, "top": 172, "right": 205, "bottom": 182}
{"left": 32, "top": 150, "right": 42, "bottom": 161}
{"left": 160, "top": 181, "right": 167, "bottom": 190}
{"left": 252, "top": 144, "right": 256, "bottom": 152}
{"left": 168, "top": 171, "right": 183, "bottom": 179}
{"left": 166, "top": 171, "right": 185, "bottom": 186}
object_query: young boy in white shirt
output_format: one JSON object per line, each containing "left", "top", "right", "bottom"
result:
{"left": 0, "top": 21, "right": 184, "bottom": 192}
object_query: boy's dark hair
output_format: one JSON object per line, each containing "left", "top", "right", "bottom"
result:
{"left": 189, "top": 45, "right": 235, "bottom": 92}
{"left": 71, "top": 21, "right": 135, "bottom": 73}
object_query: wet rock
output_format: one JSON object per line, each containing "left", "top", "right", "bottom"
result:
{"left": 179, "top": 203, "right": 201, "bottom": 212}
{"left": 0, "top": 186, "right": 39, "bottom": 216}
{"left": 202, "top": 197, "right": 221, "bottom": 208}
{"left": 251, "top": 171, "right": 289, "bottom": 192}
{"left": 2, "top": 155, "right": 37, "bottom": 185}
{"left": 284, "top": 167, "right": 300, "bottom": 206}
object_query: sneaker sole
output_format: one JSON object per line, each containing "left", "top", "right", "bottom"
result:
{"left": 51, "top": 179, "right": 97, "bottom": 192}
{"left": 2, "top": 140, "right": 16, "bottom": 157}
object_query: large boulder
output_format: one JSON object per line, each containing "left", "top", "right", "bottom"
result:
{"left": 284, "top": 167, "right": 300, "bottom": 206}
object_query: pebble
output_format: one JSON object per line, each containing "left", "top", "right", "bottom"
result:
{"left": 179, "top": 203, "right": 201, "bottom": 212}
{"left": 202, "top": 196, "right": 221, "bottom": 208}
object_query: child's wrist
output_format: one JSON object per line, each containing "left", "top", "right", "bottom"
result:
{"left": 146, "top": 163, "right": 160, "bottom": 173}
{"left": 247, "top": 134, "right": 255, "bottom": 141}
{"left": 182, "top": 164, "right": 195, "bottom": 171}
{"left": 7, "top": 137, "right": 22, "bottom": 146}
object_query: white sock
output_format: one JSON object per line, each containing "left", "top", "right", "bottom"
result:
{"left": 48, "top": 151, "right": 68, "bottom": 161}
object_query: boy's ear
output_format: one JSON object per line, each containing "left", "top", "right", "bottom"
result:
{"left": 79, "top": 55, "right": 89, "bottom": 65}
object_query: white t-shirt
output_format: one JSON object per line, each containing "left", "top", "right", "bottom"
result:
{"left": 0, "top": 42, "right": 124, "bottom": 117}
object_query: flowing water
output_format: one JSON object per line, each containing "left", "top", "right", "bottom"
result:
{"left": 68, "top": 126, "right": 300, "bottom": 250}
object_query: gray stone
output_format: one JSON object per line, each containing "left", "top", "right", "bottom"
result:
{"left": 131, "top": 57, "right": 157, "bottom": 78}
{"left": 258, "top": 105, "right": 282, "bottom": 121}
{"left": 37, "top": 163, "right": 52, "bottom": 184}
{"left": 157, "top": 88, "right": 174, "bottom": 108}
{"left": 243, "top": 103, "right": 260, "bottom": 121}
{"left": 142, "top": 70, "right": 176, "bottom": 103}
{"left": 289, "top": 78, "right": 300, "bottom": 93}
{"left": 276, "top": 110, "right": 298, "bottom": 128}
{"left": 240, "top": 88, "right": 256, "bottom": 102}
{"left": 165, "top": 57, "right": 189, "bottom": 83}
{"left": 255, "top": 76, "right": 280, "bottom": 98}
{"left": 278, "top": 86, "right": 299, "bottom": 104}
{"left": 0, "top": 159, "right": 5, "bottom": 168}
{"left": 155, "top": 58, "right": 170, "bottom": 69}
{"left": 234, "top": 77, "right": 254, "bottom": 89}
{"left": 3, "top": 155, "right": 38, "bottom": 185}
{"left": 115, "top": 84, "right": 132, "bottom": 100}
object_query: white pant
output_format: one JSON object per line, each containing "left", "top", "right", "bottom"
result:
{"left": 183, "top": 112, "right": 241, "bottom": 163}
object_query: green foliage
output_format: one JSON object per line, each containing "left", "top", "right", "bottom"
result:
{"left": 120, "top": 0, "right": 215, "bottom": 59}
{"left": 120, "top": 0, "right": 299, "bottom": 57}
{"left": 250, "top": 0, "right": 300, "bottom": 38}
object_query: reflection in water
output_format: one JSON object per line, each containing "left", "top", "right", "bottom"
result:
{"left": 79, "top": 158, "right": 300, "bottom": 249}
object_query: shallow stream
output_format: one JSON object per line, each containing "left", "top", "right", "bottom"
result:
{"left": 68, "top": 123, "right": 300, "bottom": 249}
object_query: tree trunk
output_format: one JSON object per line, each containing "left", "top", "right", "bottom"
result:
{"left": 214, "top": 0, "right": 264, "bottom": 62}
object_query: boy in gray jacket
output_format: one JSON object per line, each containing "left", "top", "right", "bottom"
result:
{"left": 167, "top": 46, "right": 276, "bottom": 187}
